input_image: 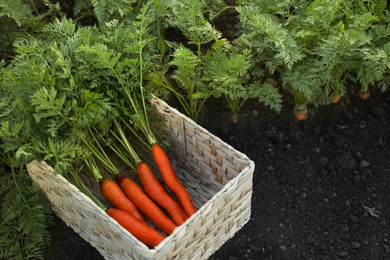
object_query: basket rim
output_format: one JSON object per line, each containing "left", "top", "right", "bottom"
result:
{"left": 151, "top": 97, "right": 255, "bottom": 167}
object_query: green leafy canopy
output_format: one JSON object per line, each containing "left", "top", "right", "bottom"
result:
{"left": 0, "top": 167, "right": 53, "bottom": 260}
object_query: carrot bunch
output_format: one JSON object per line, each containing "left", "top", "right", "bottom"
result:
{"left": 78, "top": 34, "right": 199, "bottom": 245}
{"left": 80, "top": 123, "right": 197, "bottom": 248}
{"left": 101, "top": 152, "right": 195, "bottom": 248}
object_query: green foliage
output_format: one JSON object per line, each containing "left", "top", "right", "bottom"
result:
{"left": 356, "top": 9, "right": 390, "bottom": 92}
{"left": 205, "top": 0, "right": 232, "bottom": 22}
{"left": 255, "top": 83, "right": 283, "bottom": 112}
{"left": 0, "top": 0, "right": 33, "bottom": 26}
{"left": 0, "top": 0, "right": 35, "bottom": 59}
{"left": 159, "top": 0, "right": 282, "bottom": 120}
{"left": 0, "top": 0, "right": 166, "bottom": 171}
{"left": 0, "top": 166, "right": 53, "bottom": 260}
{"left": 0, "top": 20, "right": 114, "bottom": 173}
{"left": 204, "top": 41, "right": 252, "bottom": 103}
{"left": 358, "top": 41, "right": 390, "bottom": 92}
{"left": 357, "top": 0, "right": 387, "bottom": 17}
{"left": 0, "top": 0, "right": 62, "bottom": 60}
{"left": 163, "top": 0, "right": 221, "bottom": 53}
{"left": 236, "top": 0, "right": 389, "bottom": 109}
{"left": 237, "top": 3, "right": 304, "bottom": 72}
{"left": 204, "top": 40, "right": 281, "bottom": 114}
{"left": 168, "top": 39, "right": 256, "bottom": 121}
{"left": 168, "top": 44, "right": 210, "bottom": 120}
{"left": 81, "top": 0, "right": 140, "bottom": 25}
{"left": 0, "top": 7, "right": 166, "bottom": 258}
{"left": 150, "top": 0, "right": 221, "bottom": 120}
{"left": 281, "top": 62, "right": 322, "bottom": 108}
{"left": 162, "top": 38, "right": 282, "bottom": 121}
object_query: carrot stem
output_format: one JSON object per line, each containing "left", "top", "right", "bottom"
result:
{"left": 120, "top": 116, "right": 150, "bottom": 149}
{"left": 80, "top": 129, "right": 119, "bottom": 175}
{"left": 84, "top": 157, "right": 104, "bottom": 182}
{"left": 111, "top": 119, "right": 142, "bottom": 166}
{"left": 69, "top": 165, "right": 106, "bottom": 209}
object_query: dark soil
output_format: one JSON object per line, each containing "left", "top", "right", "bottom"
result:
{"left": 205, "top": 90, "right": 390, "bottom": 260}
{"left": 44, "top": 89, "right": 390, "bottom": 260}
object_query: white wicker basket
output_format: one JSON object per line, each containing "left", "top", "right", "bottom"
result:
{"left": 27, "top": 98, "right": 254, "bottom": 260}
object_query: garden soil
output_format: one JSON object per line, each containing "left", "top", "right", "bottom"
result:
{"left": 44, "top": 89, "right": 390, "bottom": 260}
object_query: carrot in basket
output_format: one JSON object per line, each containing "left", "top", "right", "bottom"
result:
{"left": 136, "top": 162, "right": 188, "bottom": 225}
{"left": 116, "top": 173, "right": 178, "bottom": 235}
{"left": 151, "top": 143, "right": 197, "bottom": 217}
{"left": 106, "top": 208, "right": 165, "bottom": 248}
{"left": 100, "top": 178, "right": 146, "bottom": 224}
{"left": 70, "top": 168, "right": 164, "bottom": 248}
{"left": 108, "top": 120, "right": 187, "bottom": 226}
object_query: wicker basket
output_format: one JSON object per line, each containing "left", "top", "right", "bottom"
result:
{"left": 26, "top": 98, "right": 254, "bottom": 260}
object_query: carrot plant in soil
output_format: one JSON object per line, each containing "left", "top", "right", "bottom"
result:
{"left": 235, "top": 0, "right": 390, "bottom": 120}
{"left": 151, "top": 0, "right": 282, "bottom": 123}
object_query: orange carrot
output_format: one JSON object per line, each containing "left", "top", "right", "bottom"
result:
{"left": 176, "top": 200, "right": 189, "bottom": 220}
{"left": 136, "top": 162, "right": 188, "bottom": 225}
{"left": 100, "top": 178, "right": 145, "bottom": 224}
{"left": 106, "top": 208, "right": 165, "bottom": 248}
{"left": 331, "top": 93, "right": 341, "bottom": 104}
{"left": 116, "top": 173, "right": 178, "bottom": 235}
{"left": 359, "top": 90, "right": 370, "bottom": 100}
{"left": 151, "top": 144, "right": 197, "bottom": 217}
{"left": 293, "top": 107, "right": 308, "bottom": 121}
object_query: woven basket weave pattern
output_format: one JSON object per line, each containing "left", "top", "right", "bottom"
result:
{"left": 27, "top": 98, "right": 254, "bottom": 260}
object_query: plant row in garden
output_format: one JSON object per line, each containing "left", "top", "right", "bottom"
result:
{"left": 0, "top": 0, "right": 390, "bottom": 258}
